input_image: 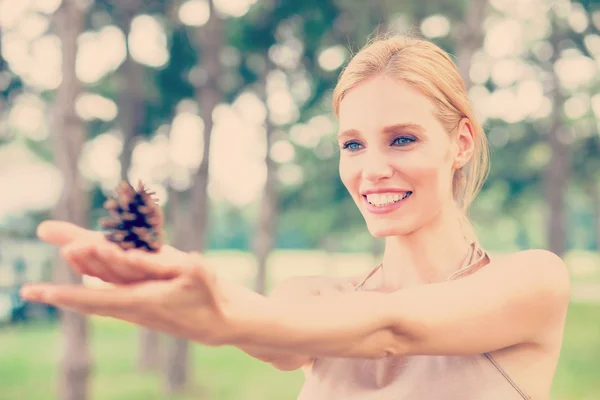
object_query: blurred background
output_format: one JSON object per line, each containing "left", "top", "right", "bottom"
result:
{"left": 0, "top": 0, "right": 598, "bottom": 399}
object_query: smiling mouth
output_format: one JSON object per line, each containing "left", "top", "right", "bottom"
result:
{"left": 363, "top": 191, "right": 412, "bottom": 207}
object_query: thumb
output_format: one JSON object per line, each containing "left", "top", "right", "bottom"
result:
{"left": 186, "top": 252, "right": 217, "bottom": 283}
{"left": 37, "top": 220, "right": 103, "bottom": 246}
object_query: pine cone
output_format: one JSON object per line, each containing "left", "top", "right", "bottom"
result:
{"left": 100, "top": 180, "right": 164, "bottom": 252}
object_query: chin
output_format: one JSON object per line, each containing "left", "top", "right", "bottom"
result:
{"left": 364, "top": 219, "right": 418, "bottom": 238}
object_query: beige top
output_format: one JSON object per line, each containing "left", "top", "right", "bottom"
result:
{"left": 297, "top": 243, "right": 531, "bottom": 400}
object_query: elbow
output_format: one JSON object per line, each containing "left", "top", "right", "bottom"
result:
{"left": 384, "top": 335, "right": 414, "bottom": 358}
{"left": 365, "top": 325, "right": 415, "bottom": 359}
{"left": 384, "top": 314, "right": 424, "bottom": 357}
{"left": 270, "top": 357, "right": 312, "bottom": 372}
{"left": 272, "top": 362, "right": 302, "bottom": 372}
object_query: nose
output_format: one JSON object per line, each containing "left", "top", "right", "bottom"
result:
{"left": 361, "top": 152, "right": 394, "bottom": 182}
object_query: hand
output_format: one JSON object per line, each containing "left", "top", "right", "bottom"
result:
{"left": 20, "top": 220, "right": 235, "bottom": 346}
{"left": 35, "top": 220, "right": 188, "bottom": 284}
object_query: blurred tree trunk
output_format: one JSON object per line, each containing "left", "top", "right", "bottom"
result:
{"left": 0, "top": 27, "right": 10, "bottom": 141}
{"left": 165, "top": 188, "right": 192, "bottom": 394}
{"left": 370, "top": 0, "right": 389, "bottom": 34}
{"left": 0, "top": 26, "right": 5, "bottom": 139}
{"left": 115, "top": 0, "right": 144, "bottom": 181}
{"left": 588, "top": 179, "right": 600, "bottom": 251}
{"left": 164, "top": 0, "right": 223, "bottom": 393}
{"left": 112, "top": 0, "right": 163, "bottom": 373}
{"left": 253, "top": 57, "right": 278, "bottom": 295}
{"left": 545, "top": 17, "right": 569, "bottom": 257}
{"left": 51, "top": 2, "right": 91, "bottom": 400}
{"left": 455, "top": 0, "right": 488, "bottom": 90}
{"left": 0, "top": 27, "right": 4, "bottom": 114}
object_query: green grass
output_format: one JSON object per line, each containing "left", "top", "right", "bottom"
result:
{"left": 0, "top": 302, "right": 598, "bottom": 400}
{"left": 0, "top": 318, "right": 303, "bottom": 400}
{"left": 550, "top": 303, "right": 600, "bottom": 400}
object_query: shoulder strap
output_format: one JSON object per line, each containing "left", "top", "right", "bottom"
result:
{"left": 354, "top": 263, "right": 382, "bottom": 291}
{"left": 448, "top": 241, "right": 490, "bottom": 281}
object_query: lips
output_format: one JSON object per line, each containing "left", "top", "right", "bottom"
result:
{"left": 362, "top": 191, "right": 413, "bottom": 214}
{"left": 364, "top": 191, "right": 412, "bottom": 207}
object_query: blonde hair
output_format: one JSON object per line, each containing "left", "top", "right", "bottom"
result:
{"left": 332, "top": 34, "right": 490, "bottom": 239}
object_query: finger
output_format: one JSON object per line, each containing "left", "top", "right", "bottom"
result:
{"left": 61, "top": 240, "right": 123, "bottom": 283}
{"left": 61, "top": 240, "right": 102, "bottom": 277}
{"left": 38, "top": 220, "right": 102, "bottom": 246}
{"left": 118, "top": 248, "right": 184, "bottom": 280}
{"left": 60, "top": 240, "right": 97, "bottom": 277}
{"left": 78, "top": 243, "right": 129, "bottom": 284}
{"left": 183, "top": 253, "right": 217, "bottom": 287}
{"left": 19, "top": 283, "right": 144, "bottom": 314}
{"left": 90, "top": 243, "right": 148, "bottom": 282}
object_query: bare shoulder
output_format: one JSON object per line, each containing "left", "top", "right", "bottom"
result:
{"left": 481, "top": 248, "right": 571, "bottom": 337}
{"left": 487, "top": 249, "right": 570, "bottom": 297}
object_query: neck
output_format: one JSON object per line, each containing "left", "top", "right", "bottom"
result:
{"left": 380, "top": 202, "right": 472, "bottom": 289}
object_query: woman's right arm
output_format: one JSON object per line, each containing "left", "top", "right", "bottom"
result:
{"left": 235, "top": 276, "right": 354, "bottom": 371}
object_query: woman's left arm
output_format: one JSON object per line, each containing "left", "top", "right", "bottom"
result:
{"left": 227, "top": 249, "right": 570, "bottom": 358}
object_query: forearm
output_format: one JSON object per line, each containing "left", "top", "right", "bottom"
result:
{"left": 225, "top": 289, "right": 399, "bottom": 359}
{"left": 217, "top": 279, "right": 313, "bottom": 369}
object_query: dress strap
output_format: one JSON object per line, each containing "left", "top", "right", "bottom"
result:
{"left": 355, "top": 241, "right": 490, "bottom": 289}
{"left": 447, "top": 241, "right": 489, "bottom": 281}
{"left": 354, "top": 263, "right": 382, "bottom": 291}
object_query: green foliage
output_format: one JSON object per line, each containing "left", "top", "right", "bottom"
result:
{"left": 1, "top": 0, "right": 599, "bottom": 253}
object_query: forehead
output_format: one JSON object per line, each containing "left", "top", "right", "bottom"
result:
{"left": 338, "top": 75, "right": 437, "bottom": 132}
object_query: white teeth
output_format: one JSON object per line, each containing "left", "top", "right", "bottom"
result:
{"left": 365, "top": 192, "right": 411, "bottom": 207}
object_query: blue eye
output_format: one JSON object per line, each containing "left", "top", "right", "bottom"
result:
{"left": 342, "top": 141, "right": 362, "bottom": 151}
{"left": 392, "top": 136, "right": 416, "bottom": 146}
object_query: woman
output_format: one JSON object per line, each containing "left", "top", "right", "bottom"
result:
{"left": 21, "top": 35, "right": 570, "bottom": 399}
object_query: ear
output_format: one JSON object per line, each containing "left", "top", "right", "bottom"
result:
{"left": 452, "top": 118, "right": 475, "bottom": 169}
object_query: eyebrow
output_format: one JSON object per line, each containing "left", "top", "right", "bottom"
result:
{"left": 337, "top": 123, "right": 426, "bottom": 140}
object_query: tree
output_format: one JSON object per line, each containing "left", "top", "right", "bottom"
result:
{"left": 253, "top": 56, "right": 278, "bottom": 295}
{"left": 50, "top": 1, "right": 92, "bottom": 399}
{"left": 545, "top": 12, "right": 570, "bottom": 256}
{"left": 110, "top": 0, "right": 164, "bottom": 373}
{"left": 0, "top": 26, "right": 23, "bottom": 144}
{"left": 164, "top": 0, "right": 224, "bottom": 393}
{"left": 454, "top": 0, "right": 489, "bottom": 90}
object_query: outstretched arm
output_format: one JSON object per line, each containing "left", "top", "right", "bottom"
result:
{"left": 22, "top": 221, "right": 569, "bottom": 360}
{"left": 26, "top": 220, "right": 354, "bottom": 371}
{"left": 228, "top": 250, "right": 570, "bottom": 358}
{"left": 236, "top": 276, "right": 352, "bottom": 371}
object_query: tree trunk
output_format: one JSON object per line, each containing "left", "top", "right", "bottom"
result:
{"left": 586, "top": 179, "right": 600, "bottom": 251}
{"left": 163, "top": 0, "right": 223, "bottom": 393}
{"left": 112, "top": 0, "right": 162, "bottom": 372}
{"left": 138, "top": 327, "right": 161, "bottom": 372}
{"left": 51, "top": 2, "right": 91, "bottom": 400}
{"left": 253, "top": 147, "right": 278, "bottom": 295}
{"left": 545, "top": 18, "right": 569, "bottom": 256}
{"left": 118, "top": 44, "right": 144, "bottom": 181}
{"left": 164, "top": 188, "right": 193, "bottom": 393}
{"left": 253, "top": 63, "right": 278, "bottom": 295}
{"left": 455, "top": 0, "right": 488, "bottom": 90}
{"left": 0, "top": 27, "right": 9, "bottom": 140}
{"left": 371, "top": 0, "right": 389, "bottom": 34}
{"left": 0, "top": 26, "right": 4, "bottom": 117}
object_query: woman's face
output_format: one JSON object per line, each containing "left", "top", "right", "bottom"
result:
{"left": 337, "top": 75, "right": 472, "bottom": 238}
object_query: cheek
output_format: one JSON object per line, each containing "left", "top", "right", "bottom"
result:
{"left": 338, "top": 158, "right": 358, "bottom": 190}
{"left": 395, "top": 153, "right": 451, "bottom": 194}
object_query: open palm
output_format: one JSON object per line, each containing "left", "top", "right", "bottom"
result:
{"left": 20, "top": 221, "right": 233, "bottom": 346}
